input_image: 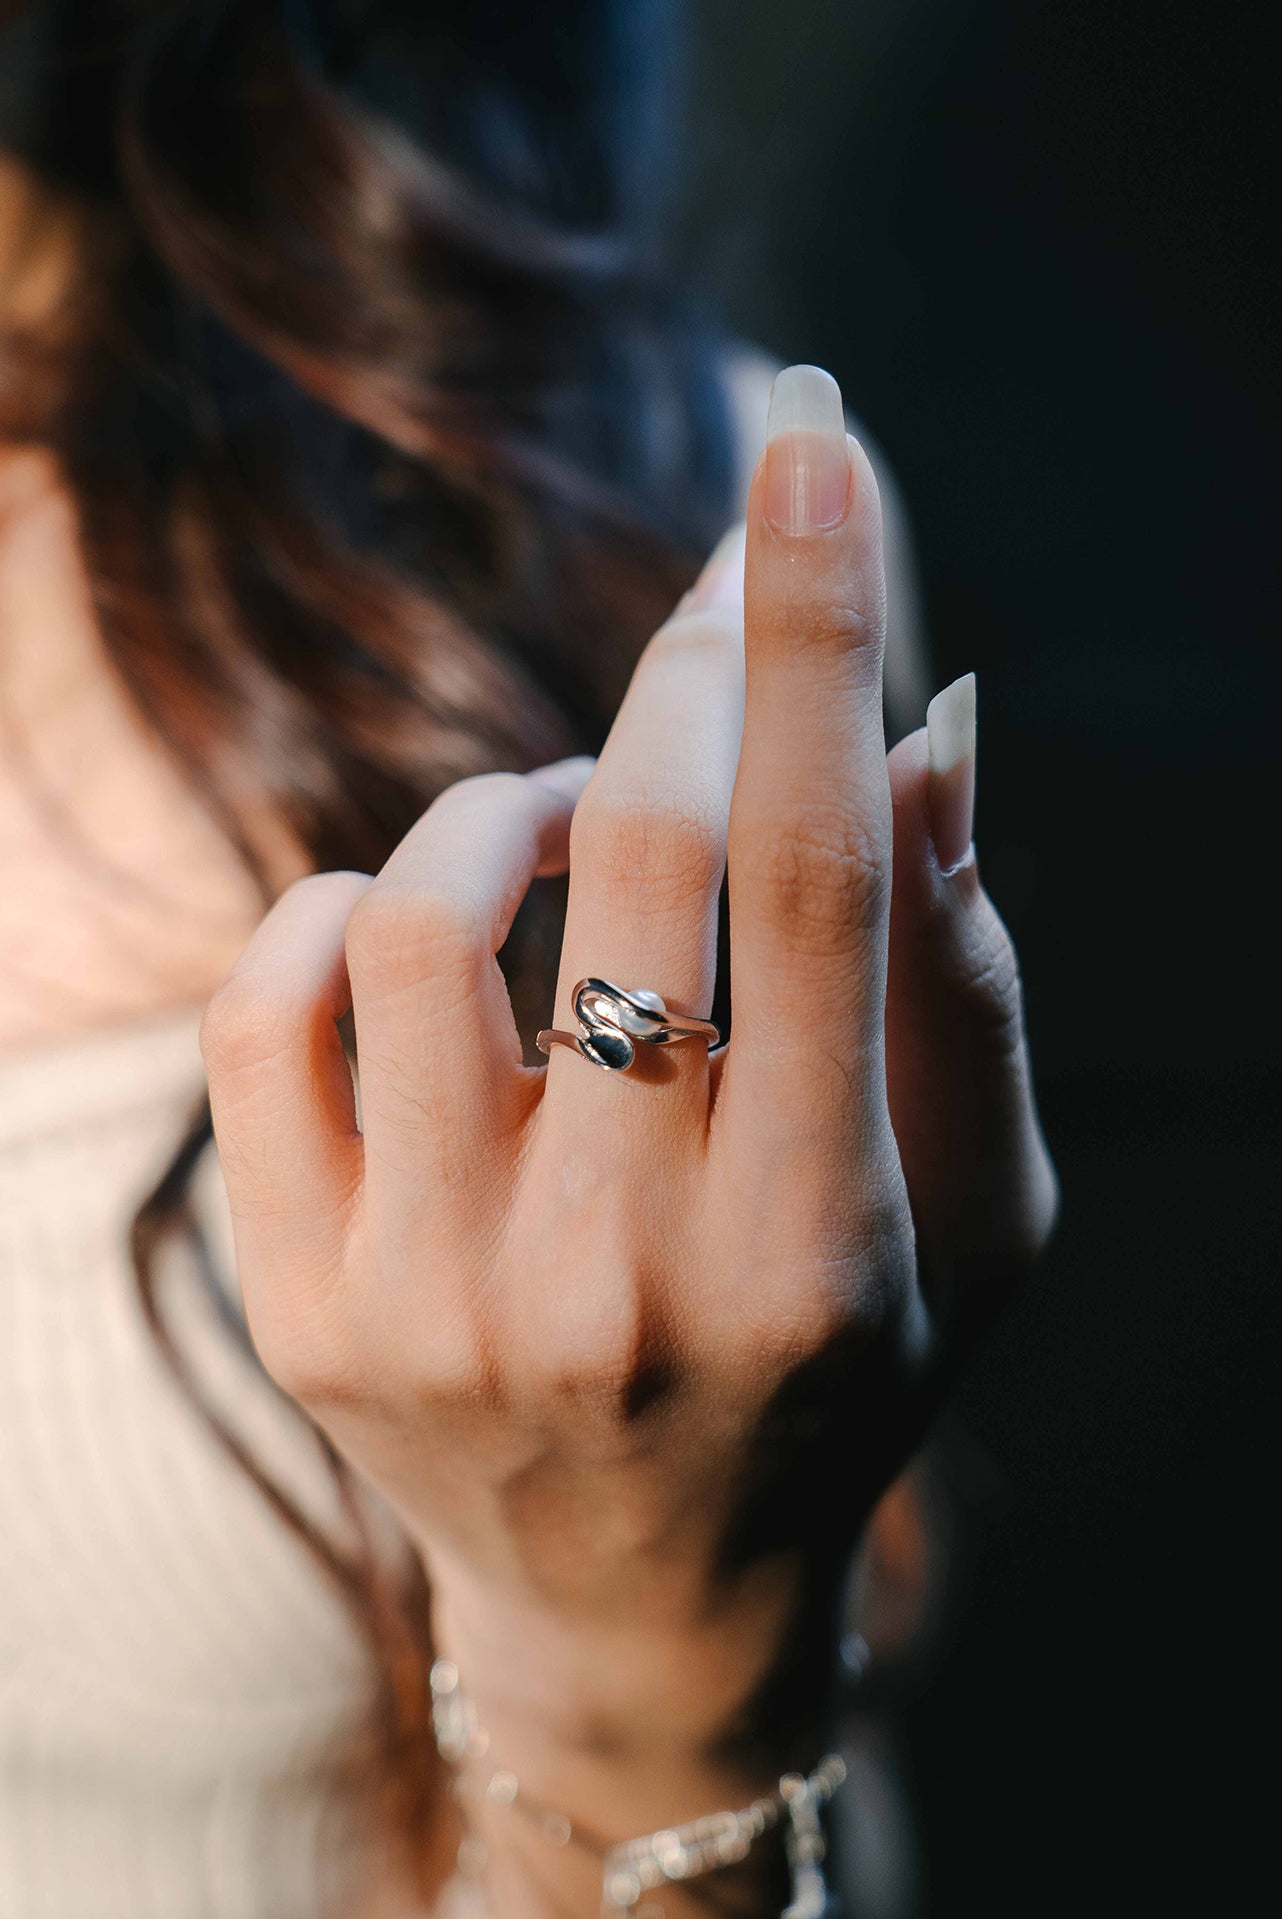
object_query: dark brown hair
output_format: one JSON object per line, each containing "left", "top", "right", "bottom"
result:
{"left": 1, "top": 0, "right": 735, "bottom": 1886}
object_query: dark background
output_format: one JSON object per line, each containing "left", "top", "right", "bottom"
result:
{"left": 681, "top": 3, "right": 1275, "bottom": 1912}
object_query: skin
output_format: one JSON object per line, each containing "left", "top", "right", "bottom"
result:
{"left": 0, "top": 445, "right": 310, "bottom": 1049}
{"left": 0, "top": 158, "right": 309, "bottom": 1055}
{"left": 1, "top": 158, "right": 1056, "bottom": 1919}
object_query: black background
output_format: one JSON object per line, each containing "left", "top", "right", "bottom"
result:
{"left": 682, "top": 3, "right": 1275, "bottom": 1912}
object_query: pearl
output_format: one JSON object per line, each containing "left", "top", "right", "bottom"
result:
{"left": 616, "top": 988, "right": 667, "bottom": 1034}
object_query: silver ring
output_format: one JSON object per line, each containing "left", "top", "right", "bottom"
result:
{"left": 537, "top": 978, "right": 721, "bottom": 1074}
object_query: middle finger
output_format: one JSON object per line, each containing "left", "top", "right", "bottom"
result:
{"left": 723, "top": 364, "right": 894, "bottom": 1134}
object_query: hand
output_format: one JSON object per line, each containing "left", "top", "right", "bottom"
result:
{"left": 201, "top": 365, "right": 1055, "bottom": 1899}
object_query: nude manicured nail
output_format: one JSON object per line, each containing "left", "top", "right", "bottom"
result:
{"left": 765, "top": 364, "right": 851, "bottom": 535}
{"left": 685, "top": 521, "right": 747, "bottom": 612}
{"left": 926, "top": 673, "right": 977, "bottom": 873}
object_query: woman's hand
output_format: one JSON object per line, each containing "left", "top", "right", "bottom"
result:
{"left": 200, "top": 365, "right": 1056, "bottom": 1905}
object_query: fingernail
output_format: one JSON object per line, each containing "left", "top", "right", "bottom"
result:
{"left": 685, "top": 521, "right": 747, "bottom": 612}
{"left": 765, "top": 364, "right": 851, "bottom": 535}
{"left": 526, "top": 754, "right": 596, "bottom": 800}
{"left": 926, "top": 673, "right": 977, "bottom": 874}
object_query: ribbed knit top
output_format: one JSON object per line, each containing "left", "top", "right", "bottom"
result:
{"left": 0, "top": 1008, "right": 392, "bottom": 1919}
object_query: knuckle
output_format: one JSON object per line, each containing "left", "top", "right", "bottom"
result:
{"left": 201, "top": 872, "right": 371, "bottom": 1082}
{"left": 744, "top": 805, "right": 888, "bottom": 951}
{"left": 254, "top": 1332, "right": 333, "bottom": 1409}
{"left": 248, "top": 1293, "right": 363, "bottom": 1412}
{"left": 847, "top": 1190, "right": 917, "bottom": 1325}
{"left": 789, "top": 595, "right": 884, "bottom": 664}
{"left": 413, "top": 1322, "right": 492, "bottom": 1411}
{"left": 345, "top": 883, "right": 481, "bottom": 1000}
{"left": 747, "top": 1284, "right": 863, "bottom": 1392}
{"left": 951, "top": 910, "right": 1026, "bottom": 1060}
{"left": 200, "top": 976, "right": 304, "bottom": 1083}
{"left": 573, "top": 791, "right": 725, "bottom": 902}
{"left": 735, "top": 1179, "right": 916, "bottom": 1377}
{"left": 818, "top": 1205, "right": 916, "bottom": 1345}
{"left": 513, "top": 1263, "right": 665, "bottom": 1435}
{"left": 535, "top": 1347, "right": 664, "bottom": 1436}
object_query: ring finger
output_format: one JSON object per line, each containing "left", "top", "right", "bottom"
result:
{"left": 541, "top": 528, "right": 747, "bottom": 1138}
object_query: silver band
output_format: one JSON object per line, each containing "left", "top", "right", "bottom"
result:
{"left": 537, "top": 977, "right": 721, "bottom": 1074}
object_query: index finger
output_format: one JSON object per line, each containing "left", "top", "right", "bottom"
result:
{"left": 722, "top": 365, "right": 893, "bottom": 1128}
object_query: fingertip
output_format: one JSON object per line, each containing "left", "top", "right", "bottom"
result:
{"left": 684, "top": 521, "right": 747, "bottom": 614}
{"left": 525, "top": 754, "right": 596, "bottom": 803}
{"left": 845, "top": 430, "right": 883, "bottom": 518}
{"left": 888, "top": 722, "right": 982, "bottom": 925}
{"left": 887, "top": 724, "right": 929, "bottom": 797}
{"left": 522, "top": 756, "right": 595, "bottom": 877}
{"left": 887, "top": 728, "right": 932, "bottom": 879}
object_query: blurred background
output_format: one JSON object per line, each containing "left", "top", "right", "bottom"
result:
{"left": 677, "top": 1, "right": 1275, "bottom": 1912}
{"left": 0, "top": 2, "right": 1271, "bottom": 1911}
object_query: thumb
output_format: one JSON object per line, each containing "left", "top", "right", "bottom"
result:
{"left": 886, "top": 676, "right": 1058, "bottom": 1338}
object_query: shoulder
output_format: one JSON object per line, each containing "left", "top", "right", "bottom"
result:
{"left": 717, "top": 342, "right": 929, "bottom": 738}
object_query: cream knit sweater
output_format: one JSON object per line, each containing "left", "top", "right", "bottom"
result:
{"left": 0, "top": 1007, "right": 391, "bottom": 1919}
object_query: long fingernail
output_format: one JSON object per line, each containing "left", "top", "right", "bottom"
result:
{"left": 765, "top": 364, "right": 851, "bottom": 535}
{"left": 526, "top": 754, "right": 596, "bottom": 800}
{"left": 926, "top": 673, "right": 977, "bottom": 873}
{"left": 685, "top": 521, "right": 747, "bottom": 612}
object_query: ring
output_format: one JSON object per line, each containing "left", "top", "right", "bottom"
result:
{"left": 537, "top": 978, "right": 721, "bottom": 1074}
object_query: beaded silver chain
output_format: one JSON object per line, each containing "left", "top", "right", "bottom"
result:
{"left": 429, "top": 1658, "right": 845, "bottom": 1918}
